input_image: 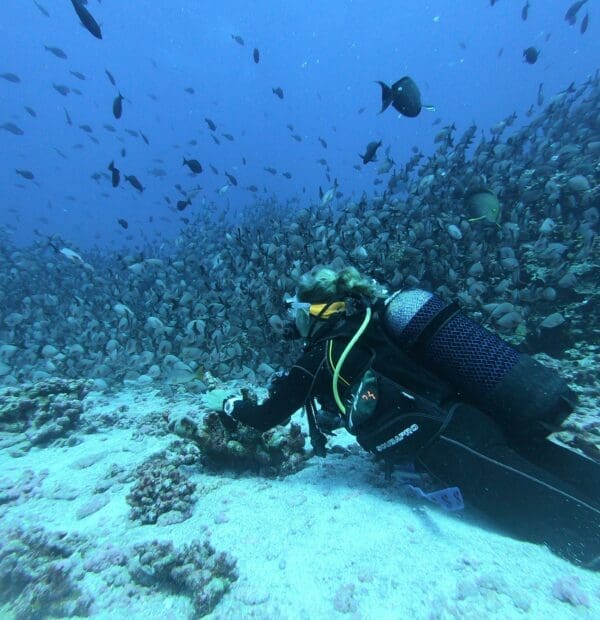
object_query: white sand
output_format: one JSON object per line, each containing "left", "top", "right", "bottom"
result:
{"left": 0, "top": 387, "right": 598, "bottom": 619}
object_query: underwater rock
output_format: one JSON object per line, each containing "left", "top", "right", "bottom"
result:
{"left": 129, "top": 538, "right": 238, "bottom": 617}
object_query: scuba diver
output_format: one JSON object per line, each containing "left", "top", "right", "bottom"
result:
{"left": 219, "top": 266, "right": 600, "bottom": 569}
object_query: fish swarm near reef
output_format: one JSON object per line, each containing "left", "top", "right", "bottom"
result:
{"left": 0, "top": 76, "right": 598, "bottom": 436}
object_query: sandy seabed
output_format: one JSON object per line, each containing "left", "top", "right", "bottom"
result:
{"left": 0, "top": 386, "right": 598, "bottom": 620}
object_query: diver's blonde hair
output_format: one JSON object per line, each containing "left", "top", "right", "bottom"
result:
{"left": 297, "top": 266, "right": 388, "bottom": 303}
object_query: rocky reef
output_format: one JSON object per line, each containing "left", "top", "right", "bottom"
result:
{"left": 167, "top": 409, "right": 309, "bottom": 477}
{"left": 0, "top": 378, "right": 92, "bottom": 452}
{"left": 129, "top": 538, "right": 238, "bottom": 617}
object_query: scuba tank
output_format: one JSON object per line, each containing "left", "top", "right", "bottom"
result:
{"left": 381, "top": 289, "right": 576, "bottom": 438}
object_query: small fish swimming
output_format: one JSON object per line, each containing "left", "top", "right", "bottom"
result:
{"left": 253, "top": 48, "right": 260, "bottom": 63}
{"left": 521, "top": 1, "right": 530, "bottom": 21}
{"left": 565, "top": 0, "right": 588, "bottom": 25}
{"left": 117, "top": 218, "right": 128, "bottom": 229}
{"left": 580, "top": 12, "right": 589, "bottom": 34}
{"left": 537, "top": 83, "right": 544, "bottom": 106}
{"left": 108, "top": 160, "right": 120, "bottom": 187}
{"left": 1, "top": 72, "right": 21, "bottom": 83}
{"left": 44, "top": 45, "right": 67, "bottom": 59}
{"left": 205, "top": 117, "right": 216, "bottom": 131}
{"left": 359, "top": 140, "right": 382, "bottom": 164}
{"left": 24, "top": 106, "right": 37, "bottom": 117}
{"left": 140, "top": 131, "right": 149, "bottom": 145}
{"left": 184, "top": 87, "right": 195, "bottom": 94}
{"left": 53, "top": 83, "right": 70, "bottom": 96}
{"left": 232, "top": 34, "right": 244, "bottom": 46}
{"left": 33, "top": 1, "right": 50, "bottom": 17}
{"left": 183, "top": 158, "right": 203, "bottom": 174}
{"left": 177, "top": 198, "right": 192, "bottom": 211}
{"left": 105, "top": 69, "right": 116, "bottom": 85}
{"left": 282, "top": 172, "right": 292, "bottom": 179}
{"left": 272, "top": 87, "right": 284, "bottom": 99}
{"left": 0, "top": 123, "right": 25, "bottom": 136}
{"left": 222, "top": 133, "right": 235, "bottom": 141}
{"left": 225, "top": 172, "right": 238, "bottom": 186}
{"left": 376, "top": 76, "right": 435, "bottom": 118}
{"left": 69, "top": 0, "right": 102, "bottom": 39}
{"left": 16, "top": 169, "right": 35, "bottom": 180}
{"left": 113, "top": 92, "right": 124, "bottom": 119}
{"left": 523, "top": 46, "right": 539, "bottom": 64}
{"left": 125, "top": 174, "right": 144, "bottom": 192}
{"left": 318, "top": 137, "right": 328, "bottom": 149}
{"left": 70, "top": 70, "right": 86, "bottom": 80}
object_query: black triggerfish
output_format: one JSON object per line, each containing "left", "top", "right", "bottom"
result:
{"left": 376, "top": 77, "right": 435, "bottom": 118}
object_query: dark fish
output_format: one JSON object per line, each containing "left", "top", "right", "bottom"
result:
{"left": 523, "top": 47, "right": 539, "bottom": 64}
{"left": 121, "top": 148, "right": 126, "bottom": 157}
{"left": 88, "top": 135, "right": 99, "bottom": 145}
{"left": 376, "top": 77, "right": 434, "bottom": 118}
{"left": 286, "top": 123, "right": 294, "bottom": 131}
{"left": 117, "top": 218, "right": 128, "bottom": 229}
{"left": 521, "top": 1, "right": 530, "bottom": 21}
{"left": 210, "top": 134, "right": 221, "bottom": 145}
{"left": 125, "top": 129, "right": 139, "bottom": 137}
{"left": 209, "top": 164, "right": 219, "bottom": 175}
{"left": 108, "top": 161, "right": 120, "bottom": 187}
{"left": 103, "top": 123, "right": 116, "bottom": 132}
{"left": 71, "top": 87, "right": 83, "bottom": 96}
{"left": 183, "top": 158, "right": 202, "bottom": 174}
{"left": 565, "top": 1, "right": 588, "bottom": 25}
{"left": 291, "top": 134, "right": 302, "bottom": 142}
{"left": 44, "top": 45, "right": 67, "bottom": 59}
{"left": 188, "top": 139, "right": 198, "bottom": 146}
{"left": 105, "top": 69, "right": 116, "bottom": 85}
{"left": 205, "top": 117, "right": 216, "bottom": 131}
{"left": 357, "top": 107, "right": 366, "bottom": 114}
{"left": 113, "top": 92, "right": 124, "bottom": 119}
{"left": 537, "top": 83, "right": 544, "bottom": 106}
{"left": 54, "top": 147, "right": 67, "bottom": 159}
{"left": 225, "top": 172, "right": 238, "bottom": 186}
{"left": 0, "top": 123, "right": 25, "bottom": 136}
{"left": 140, "top": 131, "right": 149, "bottom": 145}
{"left": 184, "top": 87, "right": 195, "bottom": 94}
{"left": 264, "top": 166, "right": 277, "bottom": 175}
{"left": 33, "top": 1, "right": 50, "bottom": 17}
{"left": 490, "top": 0, "right": 500, "bottom": 5}
{"left": 70, "top": 70, "right": 86, "bottom": 80}
{"left": 246, "top": 184, "right": 258, "bottom": 192}
{"left": 282, "top": 172, "right": 292, "bottom": 179}
{"left": 53, "top": 83, "right": 70, "bottom": 96}
{"left": 79, "top": 124, "right": 93, "bottom": 133}
{"left": 24, "top": 106, "right": 37, "bottom": 117}
{"left": 125, "top": 174, "right": 144, "bottom": 192}
{"left": 253, "top": 48, "right": 260, "bottom": 63}
{"left": 580, "top": 12, "right": 589, "bottom": 34}
{"left": 222, "top": 133, "right": 235, "bottom": 141}
{"left": 272, "top": 87, "right": 284, "bottom": 99}
{"left": 242, "top": 157, "right": 246, "bottom": 165}
{"left": 498, "top": 47, "right": 504, "bottom": 57}
{"left": 1, "top": 72, "right": 20, "bottom": 83}
{"left": 16, "top": 169, "right": 35, "bottom": 180}
{"left": 232, "top": 34, "right": 244, "bottom": 45}
{"left": 359, "top": 140, "right": 382, "bottom": 164}
{"left": 318, "top": 137, "right": 327, "bottom": 148}
{"left": 177, "top": 198, "right": 191, "bottom": 211}
{"left": 69, "top": 0, "right": 102, "bottom": 39}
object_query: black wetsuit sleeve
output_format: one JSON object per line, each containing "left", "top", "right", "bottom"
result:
{"left": 231, "top": 347, "right": 325, "bottom": 432}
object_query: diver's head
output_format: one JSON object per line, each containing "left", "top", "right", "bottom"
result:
{"left": 284, "top": 266, "right": 387, "bottom": 338}
{"left": 296, "top": 265, "right": 388, "bottom": 304}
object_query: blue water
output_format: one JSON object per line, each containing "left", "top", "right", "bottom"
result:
{"left": 0, "top": 1, "right": 598, "bottom": 248}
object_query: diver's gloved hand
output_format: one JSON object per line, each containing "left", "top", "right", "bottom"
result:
{"left": 219, "top": 396, "right": 241, "bottom": 431}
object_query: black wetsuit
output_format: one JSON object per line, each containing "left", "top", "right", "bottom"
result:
{"left": 231, "top": 313, "right": 600, "bottom": 568}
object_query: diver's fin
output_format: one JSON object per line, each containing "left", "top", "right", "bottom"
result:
{"left": 376, "top": 81, "right": 394, "bottom": 114}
